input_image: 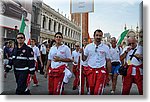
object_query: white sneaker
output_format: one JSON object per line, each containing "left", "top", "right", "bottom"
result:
{"left": 87, "top": 91, "right": 90, "bottom": 95}
{"left": 110, "top": 90, "right": 115, "bottom": 94}
{"left": 32, "top": 84, "right": 39, "bottom": 87}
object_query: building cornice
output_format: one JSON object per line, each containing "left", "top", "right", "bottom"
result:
{"left": 42, "top": 2, "right": 80, "bottom": 31}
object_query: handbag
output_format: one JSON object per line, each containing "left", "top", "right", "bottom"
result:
{"left": 119, "top": 66, "right": 127, "bottom": 76}
{"left": 119, "top": 48, "right": 137, "bottom": 76}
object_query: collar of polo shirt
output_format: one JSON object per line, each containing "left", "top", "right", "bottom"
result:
{"left": 92, "top": 42, "right": 103, "bottom": 47}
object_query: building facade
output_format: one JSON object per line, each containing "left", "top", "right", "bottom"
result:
{"left": 31, "top": 0, "right": 42, "bottom": 41}
{"left": 40, "top": 3, "right": 81, "bottom": 48}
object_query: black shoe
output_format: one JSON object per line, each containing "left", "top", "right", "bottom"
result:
{"left": 40, "top": 72, "right": 44, "bottom": 75}
{"left": 106, "top": 83, "right": 109, "bottom": 86}
{"left": 73, "top": 86, "right": 77, "bottom": 90}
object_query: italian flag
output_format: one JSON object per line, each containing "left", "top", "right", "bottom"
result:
{"left": 19, "top": 16, "right": 31, "bottom": 45}
{"left": 117, "top": 29, "right": 129, "bottom": 45}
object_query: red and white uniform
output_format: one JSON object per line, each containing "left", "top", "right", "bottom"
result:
{"left": 84, "top": 42, "right": 110, "bottom": 95}
{"left": 81, "top": 47, "right": 89, "bottom": 94}
{"left": 27, "top": 45, "right": 40, "bottom": 86}
{"left": 72, "top": 50, "right": 80, "bottom": 89}
{"left": 121, "top": 45, "right": 143, "bottom": 95}
{"left": 48, "top": 44, "right": 72, "bottom": 95}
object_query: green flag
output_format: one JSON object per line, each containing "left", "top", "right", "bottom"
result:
{"left": 117, "top": 30, "right": 129, "bottom": 45}
{"left": 19, "top": 16, "right": 26, "bottom": 33}
{"left": 19, "top": 15, "right": 31, "bottom": 45}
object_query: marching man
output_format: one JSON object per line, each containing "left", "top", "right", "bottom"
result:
{"left": 109, "top": 37, "right": 122, "bottom": 94}
{"left": 72, "top": 42, "right": 80, "bottom": 90}
{"left": 81, "top": 38, "right": 89, "bottom": 95}
{"left": 120, "top": 37, "right": 143, "bottom": 95}
{"left": 27, "top": 39, "right": 43, "bottom": 87}
{"left": 44, "top": 32, "right": 72, "bottom": 95}
{"left": 4, "top": 33, "right": 35, "bottom": 95}
{"left": 82, "top": 29, "right": 112, "bottom": 95}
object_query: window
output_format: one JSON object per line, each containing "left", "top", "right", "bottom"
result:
{"left": 43, "top": 16, "right": 46, "bottom": 29}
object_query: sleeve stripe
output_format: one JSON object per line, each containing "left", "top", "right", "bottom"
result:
{"left": 29, "top": 68, "right": 35, "bottom": 71}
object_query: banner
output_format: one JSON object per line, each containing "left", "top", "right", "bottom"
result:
{"left": 70, "top": 0, "right": 94, "bottom": 14}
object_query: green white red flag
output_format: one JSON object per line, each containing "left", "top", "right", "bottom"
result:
{"left": 19, "top": 15, "right": 31, "bottom": 45}
{"left": 117, "top": 30, "right": 129, "bottom": 45}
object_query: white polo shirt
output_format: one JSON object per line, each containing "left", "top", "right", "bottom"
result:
{"left": 84, "top": 42, "right": 110, "bottom": 68}
{"left": 81, "top": 47, "right": 88, "bottom": 66}
{"left": 72, "top": 50, "right": 80, "bottom": 65}
{"left": 32, "top": 45, "right": 40, "bottom": 61}
{"left": 48, "top": 44, "right": 72, "bottom": 69}
{"left": 121, "top": 45, "right": 143, "bottom": 75}
{"left": 110, "top": 46, "right": 122, "bottom": 63}
{"left": 40, "top": 44, "right": 46, "bottom": 55}
{"left": 121, "top": 45, "right": 142, "bottom": 66}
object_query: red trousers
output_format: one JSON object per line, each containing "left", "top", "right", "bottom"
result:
{"left": 122, "top": 64, "right": 143, "bottom": 95}
{"left": 85, "top": 66, "right": 107, "bottom": 95}
{"left": 72, "top": 65, "right": 80, "bottom": 88}
{"left": 48, "top": 65, "right": 65, "bottom": 95}
{"left": 27, "top": 61, "right": 38, "bottom": 86}
{"left": 35, "top": 61, "right": 38, "bottom": 71}
{"left": 27, "top": 73, "right": 38, "bottom": 86}
{"left": 81, "top": 66, "right": 89, "bottom": 95}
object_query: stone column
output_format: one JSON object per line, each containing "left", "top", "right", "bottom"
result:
{"left": 66, "top": 27, "right": 68, "bottom": 37}
{"left": 51, "top": 20, "right": 54, "bottom": 32}
{"left": 60, "top": 24, "right": 62, "bottom": 33}
{"left": 56, "top": 22, "right": 59, "bottom": 32}
{"left": 63, "top": 26, "right": 66, "bottom": 36}
{"left": 41, "top": 14, "right": 43, "bottom": 28}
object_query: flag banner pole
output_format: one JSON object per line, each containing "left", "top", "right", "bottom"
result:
{"left": 79, "top": 13, "right": 82, "bottom": 95}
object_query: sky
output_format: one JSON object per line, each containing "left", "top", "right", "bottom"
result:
{"left": 43, "top": 0, "right": 142, "bottom": 39}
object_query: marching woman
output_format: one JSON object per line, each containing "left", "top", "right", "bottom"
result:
{"left": 44, "top": 32, "right": 72, "bottom": 95}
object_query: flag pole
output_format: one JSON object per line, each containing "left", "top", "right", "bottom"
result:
{"left": 79, "top": 13, "right": 82, "bottom": 95}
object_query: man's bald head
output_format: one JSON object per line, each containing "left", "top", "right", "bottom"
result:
{"left": 127, "top": 36, "right": 137, "bottom": 49}
{"left": 127, "top": 36, "right": 137, "bottom": 43}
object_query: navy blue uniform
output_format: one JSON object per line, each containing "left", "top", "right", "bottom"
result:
{"left": 5, "top": 43, "right": 35, "bottom": 95}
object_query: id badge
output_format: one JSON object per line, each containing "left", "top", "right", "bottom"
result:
{"left": 127, "top": 60, "right": 131, "bottom": 65}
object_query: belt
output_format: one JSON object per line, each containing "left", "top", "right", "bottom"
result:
{"left": 88, "top": 66, "right": 106, "bottom": 74}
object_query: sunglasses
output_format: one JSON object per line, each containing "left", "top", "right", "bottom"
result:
{"left": 128, "top": 43, "right": 135, "bottom": 45}
{"left": 55, "top": 36, "right": 62, "bottom": 38}
{"left": 75, "top": 45, "right": 79, "bottom": 47}
{"left": 95, "top": 46, "right": 98, "bottom": 52}
{"left": 17, "top": 37, "right": 24, "bottom": 39}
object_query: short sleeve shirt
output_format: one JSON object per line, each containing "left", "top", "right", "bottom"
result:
{"left": 40, "top": 44, "right": 46, "bottom": 55}
{"left": 84, "top": 42, "right": 110, "bottom": 68}
{"left": 72, "top": 50, "right": 80, "bottom": 65}
{"left": 121, "top": 45, "right": 142, "bottom": 66}
{"left": 32, "top": 46, "right": 40, "bottom": 61}
{"left": 121, "top": 45, "right": 143, "bottom": 75}
{"left": 48, "top": 44, "right": 72, "bottom": 68}
{"left": 110, "top": 46, "right": 122, "bottom": 63}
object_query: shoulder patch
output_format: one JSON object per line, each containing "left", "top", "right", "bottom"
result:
{"left": 22, "top": 49, "right": 26, "bottom": 53}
